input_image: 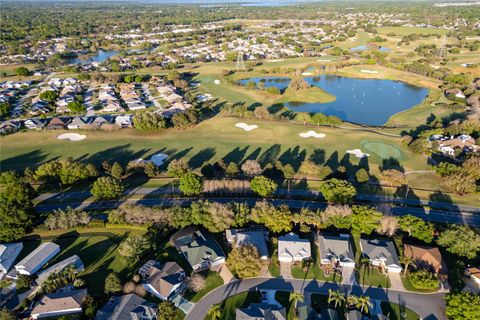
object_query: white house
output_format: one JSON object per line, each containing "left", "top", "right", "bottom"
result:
{"left": 139, "top": 260, "right": 185, "bottom": 301}
{"left": 31, "top": 288, "right": 87, "bottom": 319}
{"left": 317, "top": 233, "right": 356, "bottom": 268}
{"left": 0, "top": 242, "right": 23, "bottom": 279}
{"left": 278, "top": 233, "right": 311, "bottom": 263}
{"left": 13, "top": 242, "right": 60, "bottom": 276}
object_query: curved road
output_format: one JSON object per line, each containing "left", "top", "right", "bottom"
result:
{"left": 185, "top": 277, "right": 446, "bottom": 320}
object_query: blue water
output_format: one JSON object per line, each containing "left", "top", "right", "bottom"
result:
{"left": 66, "top": 50, "right": 119, "bottom": 65}
{"left": 238, "top": 75, "right": 428, "bottom": 126}
{"left": 351, "top": 45, "right": 391, "bottom": 52}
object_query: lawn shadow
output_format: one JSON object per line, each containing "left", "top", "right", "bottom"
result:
{"left": 188, "top": 147, "right": 216, "bottom": 169}
{"left": 0, "top": 149, "right": 52, "bottom": 173}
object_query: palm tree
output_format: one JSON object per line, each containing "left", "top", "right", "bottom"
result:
{"left": 207, "top": 304, "right": 222, "bottom": 320}
{"left": 346, "top": 295, "right": 359, "bottom": 307}
{"left": 356, "top": 295, "right": 371, "bottom": 314}
{"left": 401, "top": 255, "right": 415, "bottom": 276}
{"left": 289, "top": 291, "right": 304, "bottom": 309}
{"left": 328, "top": 289, "right": 345, "bottom": 309}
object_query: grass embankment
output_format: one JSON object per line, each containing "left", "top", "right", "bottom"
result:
{"left": 376, "top": 26, "right": 449, "bottom": 36}
{"left": 276, "top": 86, "right": 336, "bottom": 104}
{"left": 20, "top": 226, "right": 146, "bottom": 297}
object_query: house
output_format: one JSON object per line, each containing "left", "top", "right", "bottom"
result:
{"left": 236, "top": 303, "right": 287, "bottom": 320}
{"left": 46, "top": 117, "right": 70, "bottom": 130}
{"left": 139, "top": 260, "right": 185, "bottom": 301}
{"left": 115, "top": 114, "right": 133, "bottom": 128}
{"left": 437, "top": 134, "right": 479, "bottom": 156}
{"left": 359, "top": 238, "right": 402, "bottom": 273}
{"left": 465, "top": 267, "right": 480, "bottom": 286}
{"left": 91, "top": 115, "right": 112, "bottom": 129}
{"left": 0, "top": 120, "right": 21, "bottom": 134}
{"left": 225, "top": 227, "right": 269, "bottom": 260}
{"left": 24, "top": 118, "right": 47, "bottom": 130}
{"left": 36, "top": 255, "right": 84, "bottom": 287}
{"left": 445, "top": 88, "right": 465, "bottom": 99}
{"left": 317, "top": 233, "right": 355, "bottom": 268}
{"left": 31, "top": 288, "right": 87, "bottom": 319}
{"left": 403, "top": 244, "right": 448, "bottom": 276}
{"left": 278, "top": 233, "right": 311, "bottom": 263}
{"left": 0, "top": 242, "right": 23, "bottom": 279}
{"left": 94, "top": 294, "right": 157, "bottom": 320}
{"left": 13, "top": 242, "right": 60, "bottom": 276}
{"left": 67, "top": 116, "right": 91, "bottom": 130}
{"left": 170, "top": 226, "right": 226, "bottom": 272}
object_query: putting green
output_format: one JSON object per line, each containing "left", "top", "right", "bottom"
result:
{"left": 361, "top": 140, "right": 404, "bottom": 160}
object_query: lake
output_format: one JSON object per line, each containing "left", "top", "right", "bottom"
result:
{"left": 351, "top": 45, "right": 391, "bottom": 52}
{"left": 66, "top": 50, "right": 119, "bottom": 65}
{"left": 238, "top": 75, "right": 429, "bottom": 126}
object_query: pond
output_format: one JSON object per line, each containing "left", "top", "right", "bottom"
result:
{"left": 66, "top": 50, "right": 119, "bottom": 65}
{"left": 238, "top": 75, "right": 429, "bottom": 126}
{"left": 351, "top": 45, "right": 391, "bottom": 52}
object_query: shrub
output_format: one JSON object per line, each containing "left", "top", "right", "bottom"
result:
{"left": 179, "top": 173, "right": 202, "bottom": 196}
{"left": 250, "top": 175, "right": 278, "bottom": 197}
{"left": 91, "top": 176, "right": 124, "bottom": 199}
{"left": 409, "top": 270, "right": 439, "bottom": 290}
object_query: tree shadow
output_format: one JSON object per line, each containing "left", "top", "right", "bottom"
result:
{"left": 309, "top": 149, "right": 326, "bottom": 165}
{"left": 243, "top": 147, "right": 262, "bottom": 162}
{"left": 325, "top": 151, "right": 339, "bottom": 171}
{"left": 278, "top": 146, "right": 306, "bottom": 171}
{"left": 258, "top": 144, "right": 281, "bottom": 168}
{"left": 0, "top": 149, "right": 50, "bottom": 173}
{"left": 222, "top": 146, "right": 249, "bottom": 165}
{"left": 188, "top": 147, "right": 216, "bottom": 169}
{"left": 85, "top": 144, "right": 151, "bottom": 167}
{"left": 379, "top": 157, "right": 404, "bottom": 172}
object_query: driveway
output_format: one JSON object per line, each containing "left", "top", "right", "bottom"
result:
{"left": 185, "top": 277, "right": 446, "bottom": 320}
{"left": 340, "top": 267, "right": 357, "bottom": 294}
{"left": 388, "top": 272, "right": 406, "bottom": 291}
{"left": 280, "top": 262, "right": 292, "bottom": 279}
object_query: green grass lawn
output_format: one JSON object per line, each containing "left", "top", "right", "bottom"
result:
{"left": 20, "top": 227, "right": 146, "bottom": 297}
{"left": 268, "top": 238, "right": 280, "bottom": 277}
{"left": 381, "top": 301, "right": 420, "bottom": 320}
{"left": 357, "top": 265, "right": 390, "bottom": 288}
{"left": 376, "top": 26, "right": 448, "bottom": 36}
{"left": 184, "top": 271, "right": 224, "bottom": 303}
{"left": 276, "top": 86, "right": 336, "bottom": 104}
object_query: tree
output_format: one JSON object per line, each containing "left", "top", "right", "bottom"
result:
{"left": 144, "top": 161, "right": 160, "bottom": 178}
{"left": 379, "top": 169, "right": 407, "bottom": 186}
{"left": 401, "top": 255, "right": 415, "bottom": 277}
{"left": 251, "top": 201, "right": 292, "bottom": 233}
{"left": 445, "top": 292, "right": 480, "bottom": 320}
{"left": 435, "top": 162, "right": 459, "bottom": 177}
{"left": 289, "top": 76, "right": 310, "bottom": 90}
{"left": 322, "top": 205, "right": 352, "bottom": 229}
{"left": 172, "top": 111, "right": 193, "bottom": 129}
{"left": 158, "top": 301, "right": 177, "bottom": 320}
{"left": 226, "top": 244, "right": 263, "bottom": 278}
{"left": 289, "top": 292, "right": 304, "bottom": 309}
{"left": 200, "top": 201, "right": 234, "bottom": 233}
{"left": 241, "top": 160, "right": 262, "bottom": 177}
{"left": 409, "top": 270, "right": 439, "bottom": 290}
{"left": 0, "top": 308, "right": 16, "bottom": 320}
{"left": 254, "top": 107, "right": 269, "bottom": 119}
{"left": 66, "top": 101, "right": 86, "bottom": 113}
{"left": 16, "top": 275, "right": 33, "bottom": 291}
{"left": 225, "top": 162, "right": 239, "bottom": 177}
{"left": 350, "top": 206, "right": 383, "bottom": 235}
{"left": 355, "top": 168, "right": 369, "bottom": 183}
{"left": 328, "top": 289, "right": 345, "bottom": 309}
{"left": 0, "top": 101, "right": 11, "bottom": 119}
{"left": 296, "top": 113, "right": 312, "bottom": 125}
{"left": 437, "top": 225, "right": 480, "bottom": 259}
{"left": 376, "top": 216, "right": 398, "bottom": 236}
{"left": 15, "top": 66, "right": 30, "bottom": 76}
{"left": 444, "top": 172, "right": 476, "bottom": 195}
{"left": 179, "top": 173, "right": 202, "bottom": 196}
{"left": 186, "top": 274, "right": 206, "bottom": 292}
{"left": 110, "top": 162, "right": 124, "bottom": 179}
{"left": 250, "top": 175, "right": 277, "bottom": 197}
{"left": 319, "top": 179, "right": 356, "bottom": 204}
{"left": 133, "top": 111, "right": 166, "bottom": 131}
{"left": 39, "top": 90, "right": 58, "bottom": 102}
{"left": 104, "top": 273, "right": 122, "bottom": 294}
{"left": 462, "top": 156, "right": 480, "bottom": 180}
{"left": 0, "top": 172, "right": 35, "bottom": 242}
{"left": 356, "top": 296, "right": 371, "bottom": 314}
{"left": 399, "top": 215, "right": 434, "bottom": 243}
{"left": 207, "top": 304, "right": 222, "bottom": 320}
{"left": 91, "top": 176, "right": 123, "bottom": 199}
{"left": 118, "top": 235, "right": 150, "bottom": 262}
{"left": 167, "top": 159, "right": 190, "bottom": 177}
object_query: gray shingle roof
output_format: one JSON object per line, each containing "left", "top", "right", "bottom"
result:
{"left": 31, "top": 288, "right": 87, "bottom": 316}
{"left": 36, "top": 255, "right": 84, "bottom": 287}
{"left": 94, "top": 294, "right": 157, "bottom": 320}
{"left": 360, "top": 238, "right": 400, "bottom": 267}
{"left": 236, "top": 303, "right": 287, "bottom": 320}
{"left": 0, "top": 242, "right": 23, "bottom": 275}
{"left": 317, "top": 234, "right": 355, "bottom": 265}
{"left": 14, "top": 242, "right": 60, "bottom": 275}
{"left": 226, "top": 229, "right": 269, "bottom": 259}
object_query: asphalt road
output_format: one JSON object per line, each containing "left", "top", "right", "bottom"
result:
{"left": 35, "top": 193, "right": 480, "bottom": 226}
{"left": 185, "top": 277, "right": 446, "bottom": 320}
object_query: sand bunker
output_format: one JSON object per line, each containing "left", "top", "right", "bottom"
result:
{"left": 213, "top": 79, "right": 221, "bottom": 84}
{"left": 267, "top": 59, "right": 284, "bottom": 62}
{"left": 299, "top": 131, "right": 326, "bottom": 139}
{"left": 346, "top": 149, "right": 370, "bottom": 158}
{"left": 235, "top": 123, "right": 258, "bottom": 132}
{"left": 360, "top": 69, "right": 379, "bottom": 74}
{"left": 317, "top": 59, "right": 332, "bottom": 62}
{"left": 57, "top": 133, "right": 86, "bottom": 141}
{"left": 301, "top": 72, "right": 314, "bottom": 76}
{"left": 150, "top": 153, "right": 169, "bottom": 166}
